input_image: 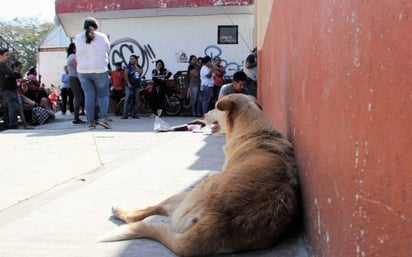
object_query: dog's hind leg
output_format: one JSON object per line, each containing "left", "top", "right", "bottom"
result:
{"left": 112, "top": 192, "right": 189, "bottom": 223}
{"left": 99, "top": 220, "right": 208, "bottom": 256}
{"left": 99, "top": 220, "right": 180, "bottom": 245}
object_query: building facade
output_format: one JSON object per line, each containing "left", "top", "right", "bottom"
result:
{"left": 40, "top": 0, "right": 256, "bottom": 88}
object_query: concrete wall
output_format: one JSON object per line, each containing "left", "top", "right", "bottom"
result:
{"left": 258, "top": 1, "right": 411, "bottom": 256}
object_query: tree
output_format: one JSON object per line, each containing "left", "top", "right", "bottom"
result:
{"left": 0, "top": 17, "right": 53, "bottom": 75}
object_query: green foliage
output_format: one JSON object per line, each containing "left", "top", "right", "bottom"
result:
{"left": 0, "top": 17, "right": 54, "bottom": 75}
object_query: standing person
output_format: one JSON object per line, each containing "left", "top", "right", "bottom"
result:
{"left": 187, "top": 55, "right": 201, "bottom": 117}
{"left": 199, "top": 56, "right": 214, "bottom": 116}
{"left": 212, "top": 56, "right": 226, "bottom": 106}
{"left": 151, "top": 59, "right": 172, "bottom": 116}
{"left": 60, "top": 65, "right": 74, "bottom": 115}
{"left": 122, "top": 55, "right": 143, "bottom": 119}
{"left": 0, "top": 48, "right": 19, "bottom": 129}
{"left": 243, "top": 47, "right": 257, "bottom": 97}
{"left": 66, "top": 43, "right": 86, "bottom": 124}
{"left": 109, "top": 62, "right": 125, "bottom": 115}
{"left": 74, "top": 17, "right": 111, "bottom": 129}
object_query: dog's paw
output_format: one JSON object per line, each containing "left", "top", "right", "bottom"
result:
{"left": 112, "top": 206, "right": 137, "bottom": 224}
{"left": 112, "top": 206, "right": 126, "bottom": 220}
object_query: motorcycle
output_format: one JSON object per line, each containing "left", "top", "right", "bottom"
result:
{"left": 116, "top": 77, "right": 182, "bottom": 116}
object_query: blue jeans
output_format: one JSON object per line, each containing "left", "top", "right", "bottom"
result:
{"left": 123, "top": 86, "right": 140, "bottom": 117}
{"left": 200, "top": 86, "right": 213, "bottom": 116}
{"left": 78, "top": 72, "right": 110, "bottom": 123}
{"left": 1, "top": 89, "right": 19, "bottom": 128}
{"left": 189, "top": 85, "right": 201, "bottom": 116}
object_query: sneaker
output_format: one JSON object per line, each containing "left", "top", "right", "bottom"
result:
{"left": 156, "top": 109, "right": 162, "bottom": 117}
{"left": 132, "top": 115, "right": 139, "bottom": 119}
{"left": 73, "top": 119, "right": 86, "bottom": 124}
{"left": 121, "top": 116, "right": 128, "bottom": 119}
{"left": 97, "top": 119, "right": 112, "bottom": 129}
{"left": 88, "top": 122, "right": 96, "bottom": 129}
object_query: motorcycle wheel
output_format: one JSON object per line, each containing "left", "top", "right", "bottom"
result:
{"left": 165, "top": 95, "right": 182, "bottom": 116}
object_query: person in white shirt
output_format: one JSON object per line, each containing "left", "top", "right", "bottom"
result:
{"left": 75, "top": 17, "right": 111, "bottom": 129}
{"left": 199, "top": 56, "right": 214, "bottom": 116}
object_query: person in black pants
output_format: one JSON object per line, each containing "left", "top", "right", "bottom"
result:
{"left": 151, "top": 59, "right": 172, "bottom": 116}
{"left": 60, "top": 65, "right": 74, "bottom": 114}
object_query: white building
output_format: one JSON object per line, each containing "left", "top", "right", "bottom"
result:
{"left": 38, "top": 0, "right": 256, "bottom": 87}
{"left": 37, "top": 24, "right": 71, "bottom": 89}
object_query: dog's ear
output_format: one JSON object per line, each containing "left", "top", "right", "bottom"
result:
{"left": 216, "top": 97, "right": 235, "bottom": 112}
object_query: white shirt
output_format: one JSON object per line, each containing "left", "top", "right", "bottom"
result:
{"left": 200, "top": 66, "right": 214, "bottom": 87}
{"left": 74, "top": 30, "right": 110, "bottom": 73}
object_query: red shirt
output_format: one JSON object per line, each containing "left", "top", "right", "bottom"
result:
{"left": 111, "top": 69, "right": 125, "bottom": 91}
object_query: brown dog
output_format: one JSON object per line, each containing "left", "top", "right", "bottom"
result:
{"left": 101, "top": 94, "right": 299, "bottom": 256}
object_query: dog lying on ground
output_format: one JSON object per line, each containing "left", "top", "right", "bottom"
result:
{"left": 101, "top": 94, "right": 300, "bottom": 256}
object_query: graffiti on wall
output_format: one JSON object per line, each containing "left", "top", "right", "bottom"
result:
{"left": 110, "top": 38, "right": 156, "bottom": 77}
{"left": 203, "top": 45, "right": 242, "bottom": 79}
{"left": 109, "top": 37, "right": 242, "bottom": 79}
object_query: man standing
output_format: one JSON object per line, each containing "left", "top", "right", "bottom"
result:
{"left": 0, "top": 48, "right": 19, "bottom": 129}
{"left": 243, "top": 47, "right": 257, "bottom": 97}
{"left": 200, "top": 56, "right": 214, "bottom": 116}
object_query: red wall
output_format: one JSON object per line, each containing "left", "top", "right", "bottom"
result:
{"left": 260, "top": 1, "right": 412, "bottom": 256}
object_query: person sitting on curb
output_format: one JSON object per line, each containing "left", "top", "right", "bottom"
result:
{"left": 32, "top": 97, "right": 55, "bottom": 125}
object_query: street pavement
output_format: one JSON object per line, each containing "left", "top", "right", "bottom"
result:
{"left": 0, "top": 113, "right": 308, "bottom": 257}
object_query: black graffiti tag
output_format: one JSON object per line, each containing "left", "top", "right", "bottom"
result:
{"left": 110, "top": 38, "right": 156, "bottom": 77}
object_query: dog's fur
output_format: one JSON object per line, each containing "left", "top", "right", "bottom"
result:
{"left": 101, "top": 94, "right": 299, "bottom": 257}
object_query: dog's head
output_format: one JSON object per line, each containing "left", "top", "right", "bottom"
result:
{"left": 205, "top": 94, "right": 262, "bottom": 135}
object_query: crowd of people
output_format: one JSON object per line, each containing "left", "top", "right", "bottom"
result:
{"left": 0, "top": 16, "right": 258, "bottom": 131}
{"left": 0, "top": 48, "right": 61, "bottom": 130}
{"left": 186, "top": 49, "right": 256, "bottom": 118}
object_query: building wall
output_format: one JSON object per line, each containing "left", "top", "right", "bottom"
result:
{"left": 44, "top": 2, "right": 256, "bottom": 86}
{"left": 101, "top": 15, "right": 255, "bottom": 78}
{"left": 38, "top": 25, "right": 71, "bottom": 89}
{"left": 37, "top": 50, "right": 68, "bottom": 89}
{"left": 258, "top": 1, "right": 411, "bottom": 256}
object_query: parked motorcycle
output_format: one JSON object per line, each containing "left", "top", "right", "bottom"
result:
{"left": 116, "top": 77, "right": 182, "bottom": 116}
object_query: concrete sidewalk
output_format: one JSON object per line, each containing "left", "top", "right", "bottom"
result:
{"left": 0, "top": 113, "right": 308, "bottom": 257}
